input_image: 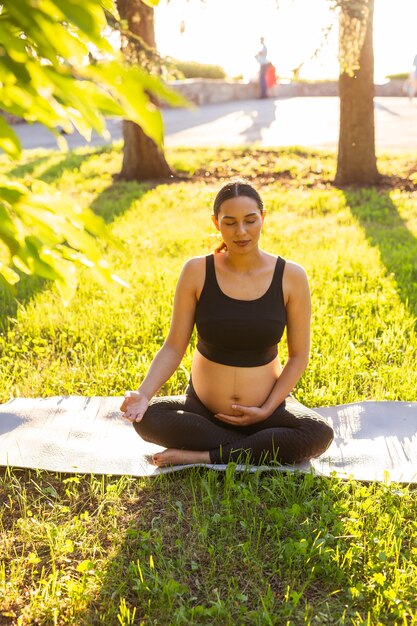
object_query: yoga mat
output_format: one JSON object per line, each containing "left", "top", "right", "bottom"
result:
{"left": 0, "top": 396, "right": 416, "bottom": 482}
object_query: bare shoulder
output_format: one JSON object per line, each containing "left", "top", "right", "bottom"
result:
{"left": 181, "top": 255, "right": 206, "bottom": 279}
{"left": 178, "top": 255, "right": 207, "bottom": 294}
{"left": 182, "top": 255, "right": 206, "bottom": 270}
{"left": 283, "top": 259, "right": 309, "bottom": 282}
{"left": 282, "top": 259, "right": 310, "bottom": 303}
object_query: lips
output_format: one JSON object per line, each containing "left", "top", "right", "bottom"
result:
{"left": 234, "top": 240, "right": 250, "bottom": 246}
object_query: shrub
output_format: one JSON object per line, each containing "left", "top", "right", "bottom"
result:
{"left": 172, "top": 60, "right": 226, "bottom": 79}
{"left": 385, "top": 72, "right": 409, "bottom": 80}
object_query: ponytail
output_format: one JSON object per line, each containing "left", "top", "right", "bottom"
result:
{"left": 214, "top": 240, "right": 227, "bottom": 254}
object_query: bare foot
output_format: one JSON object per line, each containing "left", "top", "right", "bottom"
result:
{"left": 152, "top": 448, "right": 210, "bottom": 467}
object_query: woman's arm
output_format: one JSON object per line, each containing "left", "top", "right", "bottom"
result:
{"left": 121, "top": 258, "right": 202, "bottom": 422}
{"left": 260, "top": 262, "right": 311, "bottom": 415}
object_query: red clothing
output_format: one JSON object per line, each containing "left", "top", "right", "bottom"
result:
{"left": 266, "top": 63, "right": 277, "bottom": 88}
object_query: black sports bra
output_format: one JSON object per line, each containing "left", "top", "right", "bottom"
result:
{"left": 195, "top": 254, "right": 287, "bottom": 367}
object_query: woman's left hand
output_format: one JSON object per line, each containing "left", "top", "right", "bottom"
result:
{"left": 215, "top": 404, "right": 267, "bottom": 426}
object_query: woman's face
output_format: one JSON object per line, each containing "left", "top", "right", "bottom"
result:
{"left": 212, "top": 195, "right": 265, "bottom": 252}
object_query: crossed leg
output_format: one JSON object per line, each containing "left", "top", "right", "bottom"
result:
{"left": 133, "top": 389, "right": 333, "bottom": 467}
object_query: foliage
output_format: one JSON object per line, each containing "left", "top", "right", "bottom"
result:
{"left": 116, "top": 1, "right": 162, "bottom": 76}
{"left": 0, "top": 0, "right": 184, "bottom": 297}
{"left": 331, "top": 0, "right": 371, "bottom": 76}
{"left": 0, "top": 177, "right": 129, "bottom": 304}
{"left": 171, "top": 59, "right": 227, "bottom": 80}
{"left": 386, "top": 72, "right": 409, "bottom": 81}
{"left": 292, "top": 78, "right": 338, "bottom": 84}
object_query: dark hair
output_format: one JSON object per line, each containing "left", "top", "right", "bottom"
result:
{"left": 213, "top": 180, "right": 264, "bottom": 253}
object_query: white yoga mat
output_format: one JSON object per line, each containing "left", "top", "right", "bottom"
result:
{"left": 0, "top": 396, "right": 416, "bottom": 482}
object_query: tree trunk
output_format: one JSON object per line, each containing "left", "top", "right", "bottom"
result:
{"left": 117, "top": 0, "right": 172, "bottom": 181}
{"left": 335, "top": 0, "right": 380, "bottom": 185}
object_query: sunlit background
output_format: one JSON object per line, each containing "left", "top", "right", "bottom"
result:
{"left": 155, "top": 0, "right": 417, "bottom": 82}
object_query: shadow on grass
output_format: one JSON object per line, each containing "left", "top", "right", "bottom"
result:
{"left": 0, "top": 274, "right": 48, "bottom": 332}
{"left": 343, "top": 189, "right": 417, "bottom": 321}
{"left": 7, "top": 154, "right": 52, "bottom": 179}
{"left": 88, "top": 178, "right": 150, "bottom": 224}
{"left": 1, "top": 147, "right": 152, "bottom": 327}
{"left": 82, "top": 517, "right": 156, "bottom": 622}
{"left": 78, "top": 471, "right": 193, "bottom": 625}
{"left": 7, "top": 146, "right": 113, "bottom": 181}
{"left": 77, "top": 466, "right": 326, "bottom": 625}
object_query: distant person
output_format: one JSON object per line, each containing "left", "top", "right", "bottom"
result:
{"left": 403, "top": 53, "right": 417, "bottom": 100}
{"left": 412, "top": 53, "right": 417, "bottom": 98}
{"left": 266, "top": 62, "right": 277, "bottom": 91}
{"left": 121, "top": 180, "right": 334, "bottom": 468}
{"left": 255, "top": 37, "right": 269, "bottom": 98}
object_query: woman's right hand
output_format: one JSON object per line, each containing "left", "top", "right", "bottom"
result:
{"left": 120, "top": 391, "right": 149, "bottom": 423}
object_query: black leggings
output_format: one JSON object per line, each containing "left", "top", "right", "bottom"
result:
{"left": 133, "top": 381, "right": 334, "bottom": 465}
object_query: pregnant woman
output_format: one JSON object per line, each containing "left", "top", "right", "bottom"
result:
{"left": 121, "top": 180, "right": 333, "bottom": 467}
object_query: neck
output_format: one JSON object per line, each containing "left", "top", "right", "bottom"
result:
{"left": 224, "top": 248, "right": 264, "bottom": 272}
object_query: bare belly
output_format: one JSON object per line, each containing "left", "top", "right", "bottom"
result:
{"left": 191, "top": 350, "right": 283, "bottom": 415}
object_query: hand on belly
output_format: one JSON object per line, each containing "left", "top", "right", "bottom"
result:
{"left": 215, "top": 403, "right": 268, "bottom": 427}
{"left": 230, "top": 395, "right": 244, "bottom": 416}
{"left": 194, "top": 373, "right": 276, "bottom": 416}
{"left": 197, "top": 386, "right": 269, "bottom": 418}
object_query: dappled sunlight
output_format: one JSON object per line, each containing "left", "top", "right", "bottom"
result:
{"left": 344, "top": 189, "right": 417, "bottom": 319}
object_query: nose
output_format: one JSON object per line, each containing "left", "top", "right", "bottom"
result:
{"left": 236, "top": 222, "right": 247, "bottom": 235}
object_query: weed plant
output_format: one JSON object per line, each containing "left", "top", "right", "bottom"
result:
{"left": 0, "top": 145, "right": 417, "bottom": 624}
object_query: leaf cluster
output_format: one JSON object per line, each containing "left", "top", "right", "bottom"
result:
{"left": 0, "top": 0, "right": 184, "bottom": 297}
{"left": 330, "top": 0, "right": 370, "bottom": 76}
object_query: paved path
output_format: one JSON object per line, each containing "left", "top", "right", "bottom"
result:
{"left": 12, "top": 97, "right": 417, "bottom": 152}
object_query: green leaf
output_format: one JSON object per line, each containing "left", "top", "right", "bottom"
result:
{"left": 5, "top": 1, "right": 87, "bottom": 64}
{"left": 0, "top": 204, "right": 18, "bottom": 238}
{"left": 35, "top": 16, "right": 90, "bottom": 65}
{"left": 0, "top": 175, "right": 129, "bottom": 299}
{"left": 46, "top": 254, "right": 78, "bottom": 305}
{"left": 0, "top": 53, "right": 32, "bottom": 85}
{"left": 53, "top": 0, "right": 108, "bottom": 41}
{"left": 100, "top": 0, "right": 117, "bottom": 13}
{"left": 0, "top": 0, "right": 185, "bottom": 301}
{"left": 76, "top": 559, "right": 95, "bottom": 573}
{"left": 0, "top": 179, "right": 26, "bottom": 204}
{"left": 0, "top": 115, "right": 22, "bottom": 159}
{"left": 0, "top": 23, "right": 28, "bottom": 63}
{"left": 85, "top": 62, "right": 163, "bottom": 145}
{"left": 0, "top": 204, "right": 20, "bottom": 254}
{"left": 0, "top": 261, "right": 20, "bottom": 286}
{"left": 1, "top": 80, "right": 69, "bottom": 129}
{"left": 23, "top": 237, "right": 65, "bottom": 281}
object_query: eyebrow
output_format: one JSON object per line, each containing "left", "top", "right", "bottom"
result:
{"left": 222, "top": 212, "right": 258, "bottom": 219}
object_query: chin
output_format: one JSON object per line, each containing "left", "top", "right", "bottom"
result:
{"left": 233, "top": 242, "right": 256, "bottom": 252}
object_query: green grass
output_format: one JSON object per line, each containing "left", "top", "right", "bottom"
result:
{"left": 1, "top": 144, "right": 417, "bottom": 624}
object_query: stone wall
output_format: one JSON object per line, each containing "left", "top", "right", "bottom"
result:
{"left": 3, "top": 79, "right": 408, "bottom": 124}
{"left": 167, "top": 78, "right": 407, "bottom": 106}
{"left": 374, "top": 79, "right": 407, "bottom": 96}
{"left": 168, "top": 78, "right": 259, "bottom": 105}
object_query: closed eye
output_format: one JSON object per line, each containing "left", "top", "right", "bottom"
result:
{"left": 224, "top": 220, "right": 257, "bottom": 226}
